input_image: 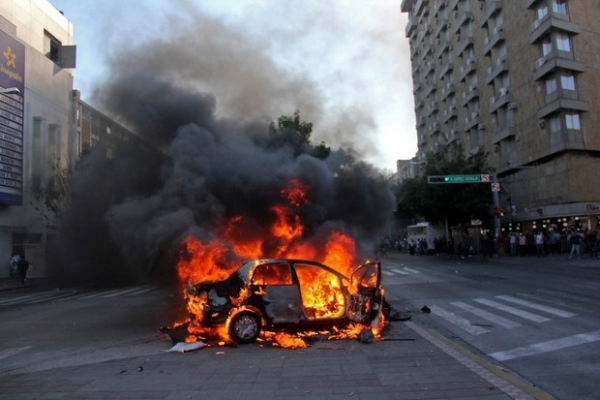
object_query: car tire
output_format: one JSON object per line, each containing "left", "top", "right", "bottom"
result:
{"left": 229, "top": 311, "right": 261, "bottom": 344}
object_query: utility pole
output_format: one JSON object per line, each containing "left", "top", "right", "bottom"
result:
{"left": 492, "top": 173, "right": 500, "bottom": 239}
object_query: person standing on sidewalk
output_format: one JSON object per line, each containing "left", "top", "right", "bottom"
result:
{"left": 535, "top": 231, "right": 545, "bottom": 257}
{"left": 17, "top": 256, "right": 31, "bottom": 284}
{"left": 568, "top": 230, "right": 582, "bottom": 260}
{"left": 592, "top": 226, "right": 600, "bottom": 258}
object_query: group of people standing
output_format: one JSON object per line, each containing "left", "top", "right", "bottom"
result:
{"left": 505, "top": 227, "right": 600, "bottom": 259}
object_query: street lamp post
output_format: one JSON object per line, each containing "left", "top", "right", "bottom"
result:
{"left": 0, "top": 87, "right": 20, "bottom": 95}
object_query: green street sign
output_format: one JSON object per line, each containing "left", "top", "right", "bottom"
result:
{"left": 428, "top": 174, "right": 487, "bottom": 184}
{"left": 446, "top": 174, "right": 481, "bottom": 183}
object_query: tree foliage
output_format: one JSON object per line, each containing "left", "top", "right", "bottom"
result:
{"left": 274, "top": 110, "right": 331, "bottom": 159}
{"left": 397, "top": 152, "right": 493, "bottom": 227}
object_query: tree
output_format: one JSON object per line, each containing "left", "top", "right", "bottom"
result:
{"left": 397, "top": 151, "right": 493, "bottom": 228}
{"left": 277, "top": 110, "right": 313, "bottom": 143}
{"left": 273, "top": 110, "right": 331, "bottom": 160}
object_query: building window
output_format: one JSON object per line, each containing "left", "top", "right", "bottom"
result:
{"left": 565, "top": 113, "right": 581, "bottom": 130}
{"left": 545, "top": 77, "right": 557, "bottom": 94}
{"left": 542, "top": 36, "right": 552, "bottom": 56}
{"left": 43, "top": 31, "right": 61, "bottom": 63}
{"left": 552, "top": 0, "right": 568, "bottom": 15}
{"left": 560, "top": 72, "right": 576, "bottom": 91}
{"left": 498, "top": 43, "right": 507, "bottom": 60}
{"left": 555, "top": 32, "right": 571, "bottom": 52}
{"left": 536, "top": 2, "right": 548, "bottom": 19}
{"left": 549, "top": 115, "right": 561, "bottom": 133}
{"left": 32, "top": 118, "right": 43, "bottom": 190}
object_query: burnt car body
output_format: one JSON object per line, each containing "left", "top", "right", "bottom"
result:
{"left": 186, "top": 259, "right": 384, "bottom": 344}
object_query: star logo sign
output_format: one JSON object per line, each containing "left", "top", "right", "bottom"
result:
{"left": 3, "top": 47, "right": 17, "bottom": 68}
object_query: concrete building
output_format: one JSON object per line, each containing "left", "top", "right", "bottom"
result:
{"left": 0, "top": 1, "right": 142, "bottom": 278}
{"left": 0, "top": 0, "right": 76, "bottom": 277}
{"left": 400, "top": 0, "right": 600, "bottom": 235}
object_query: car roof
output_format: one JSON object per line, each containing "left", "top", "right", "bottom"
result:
{"left": 237, "top": 258, "right": 347, "bottom": 281}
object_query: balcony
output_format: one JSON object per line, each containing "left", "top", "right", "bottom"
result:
{"left": 459, "top": 58, "right": 476, "bottom": 81}
{"left": 400, "top": 0, "right": 415, "bottom": 13}
{"left": 537, "top": 97, "right": 590, "bottom": 120}
{"left": 530, "top": 14, "right": 580, "bottom": 44}
{"left": 480, "top": 1, "right": 502, "bottom": 27}
{"left": 464, "top": 110, "right": 481, "bottom": 130}
{"left": 461, "top": 84, "right": 479, "bottom": 107}
{"left": 491, "top": 123, "right": 516, "bottom": 144}
{"left": 442, "top": 105, "right": 457, "bottom": 123}
{"left": 437, "top": 62, "right": 453, "bottom": 81}
{"left": 456, "top": 12, "right": 473, "bottom": 31}
{"left": 405, "top": 14, "right": 418, "bottom": 37}
{"left": 435, "top": 39, "right": 450, "bottom": 59}
{"left": 485, "top": 56, "right": 508, "bottom": 84}
{"left": 489, "top": 87, "right": 514, "bottom": 114}
{"left": 446, "top": 128, "right": 460, "bottom": 144}
{"left": 413, "top": 0, "right": 429, "bottom": 17}
{"left": 429, "top": 121, "right": 441, "bottom": 136}
{"left": 483, "top": 25, "right": 505, "bottom": 56}
{"left": 440, "top": 82, "right": 455, "bottom": 100}
{"left": 525, "top": 0, "right": 542, "bottom": 9}
{"left": 457, "top": 34, "right": 473, "bottom": 57}
{"left": 533, "top": 52, "right": 585, "bottom": 81}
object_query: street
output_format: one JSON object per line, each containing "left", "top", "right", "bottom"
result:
{"left": 380, "top": 250, "right": 600, "bottom": 400}
{"left": 0, "top": 252, "right": 598, "bottom": 399}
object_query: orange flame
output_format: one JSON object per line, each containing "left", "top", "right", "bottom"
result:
{"left": 170, "top": 178, "right": 384, "bottom": 348}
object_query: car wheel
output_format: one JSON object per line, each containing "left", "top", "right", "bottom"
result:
{"left": 229, "top": 312, "right": 261, "bottom": 344}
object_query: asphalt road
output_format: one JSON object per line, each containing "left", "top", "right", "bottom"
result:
{"left": 379, "top": 250, "right": 600, "bottom": 400}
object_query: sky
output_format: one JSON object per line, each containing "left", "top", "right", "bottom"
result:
{"left": 50, "top": 0, "right": 416, "bottom": 172}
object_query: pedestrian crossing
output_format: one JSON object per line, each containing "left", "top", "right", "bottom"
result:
{"left": 0, "top": 285, "right": 163, "bottom": 307}
{"left": 382, "top": 265, "right": 422, "bottom": 276}
{"left": 426, "top": 294, "right": 600, "bottom": 361}
{"left": 430, "top": 294, "right": 576, "bottom": 336}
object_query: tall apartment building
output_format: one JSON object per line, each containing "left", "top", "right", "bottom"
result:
{"left": 400, "top": 0, "right": 600, "bottom": 235}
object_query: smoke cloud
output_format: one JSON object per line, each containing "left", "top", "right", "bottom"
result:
{"left": 51, "top": 11, "right": 396, "bottom": 286}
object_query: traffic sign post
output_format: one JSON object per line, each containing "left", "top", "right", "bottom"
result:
{"left": 427, "top": 173, "right": 501, "bottom": 239}
{"left": 427, "top": 174, "right": 487, "bottom": 184}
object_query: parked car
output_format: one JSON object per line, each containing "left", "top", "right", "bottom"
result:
{"left": 176, "top": 258, "right": 385, "bottom": 344}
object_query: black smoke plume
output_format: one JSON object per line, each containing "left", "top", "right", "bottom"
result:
{"left": 50, "top": 13, "right": 395, "bottom": 287}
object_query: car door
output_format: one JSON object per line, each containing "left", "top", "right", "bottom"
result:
{"left": 250, "top": 262, "right": 303, "bottom": 324}
{"left": 345, "top": 261, "right": 383, "bottom": 324}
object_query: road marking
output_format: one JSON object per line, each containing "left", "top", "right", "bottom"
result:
{"left": 102, "top": 287, "right": 148, "bottom": 297}
{"left": 381, "top": 270, "right": 394, "bottom": 276}
{"left": 24, "top": 291, "right": 80, "bottom": 304}
{"left": 403, "top": 267, "right": 421, "bottom": 274}
{"left": 0, "top": 294, "right": 37, "bottom": 305}
{"left": 451, "top": 301, "right": 520, "bottom": 329}
{"left": 391, "top": 269, "right": 410, "bottom": 275}
{"left": 490, "top": 330, "right": 600, "bottom": 361}
{"left": 473, "top": 298, "right": 550, "bottom": 323}
{"left": 430, "top": 305, "right": 490, "bottom": 335}
{"left": 80, "top": 288, "right": 127, "bottom": 299}
{"left": 495, "top": 295, "right": 576, "bottom": 318}
{"left": 0, "top": 346, "right": 32, "bottom": 360}
{"left": 126, "top": 286, "right": 157, "bottom": 296}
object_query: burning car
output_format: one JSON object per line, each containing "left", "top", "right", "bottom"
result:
{"left": 170, "top": 258, "right": 384, "bottom": 345}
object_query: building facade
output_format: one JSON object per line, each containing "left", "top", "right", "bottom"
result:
{"left": 0, "top": 0, "right": 77, "bottom": 277}
{"left": 400, "top": 0, "right": 600, "bottom": 235}
{"left": 0, "top": 0, "right": 141, "bottom": 278}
